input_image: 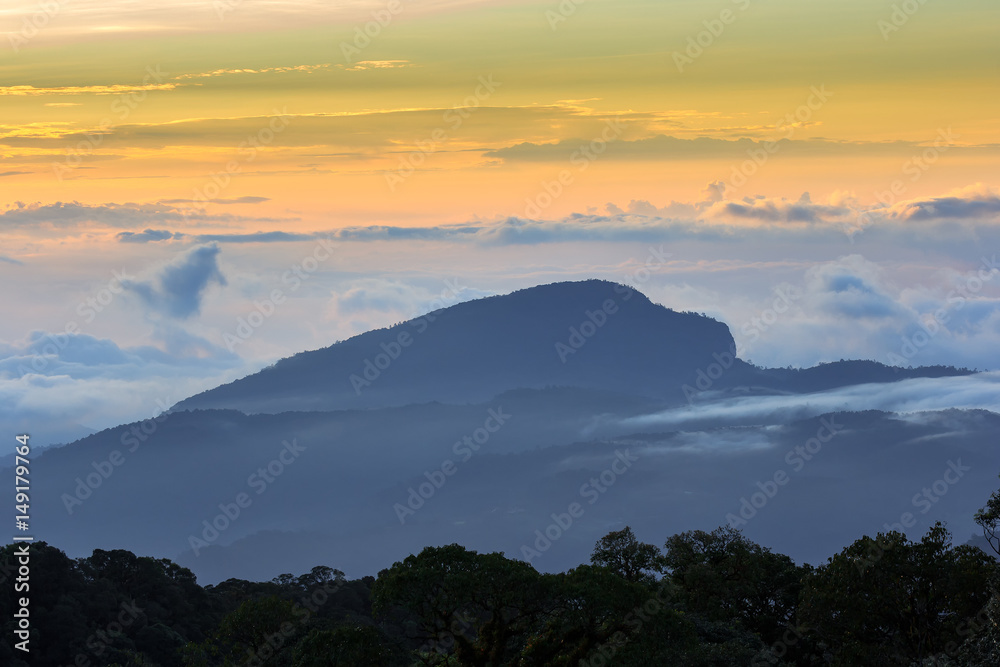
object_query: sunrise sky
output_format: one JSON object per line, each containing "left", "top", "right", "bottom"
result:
{"left": 2, "top": 0, "right": 999, "bottom": 447}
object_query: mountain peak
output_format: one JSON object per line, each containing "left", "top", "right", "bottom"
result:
{"left": 175, "top": 280, "right": 737, "bottom": 414}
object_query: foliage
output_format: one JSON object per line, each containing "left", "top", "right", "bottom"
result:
{"left": 589, "top": 525, "right": 663, "bottom": 584}
{"left": 5, "top": 473, "right": 1000, "bottom": 666}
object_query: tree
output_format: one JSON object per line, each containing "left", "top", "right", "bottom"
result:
{"left": 662, "top": 526, "right": 803, "bottom": 646}
{"left": 590, "top": 526, "right": 662, "bottom": 584}
{"left": 297, "top": 565, "right": 344, "bottom": 590}
{"left": 212, "top": 596, "right": 301, "bottom": 666}
{"left": 291, "top": 625, "right": 407, "bottom": 666}
{"left": 519, "top": 564, "right": 672, "bottom": 665}
{"left": 953, "top": 589, "right": 1000, "bottom": 665}
{"left": 372, "top": 544, "right": 548, "bottom": 666}
{"left": 975, "top": 473, "right": 1000, "bottom": 557}
{"left": 799, "top": 523, "right": 996, "bottom": 665}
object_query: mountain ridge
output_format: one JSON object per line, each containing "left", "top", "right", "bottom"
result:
{"left": 176, "top": 279, "right": 972, "bottom": 414}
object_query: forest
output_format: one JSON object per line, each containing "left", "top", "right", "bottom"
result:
{"left": 3, "top": 480, "right": 1000, "bottom": 667}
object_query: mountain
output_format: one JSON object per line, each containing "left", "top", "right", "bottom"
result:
{"left": 175, "top": 280, "right": 971, "bottom": 414}
{"left": 17, "top": 280, "right": 997, "bottom": 584}
{"left": 175, "top": 280, "right": 742, "bottom": 413}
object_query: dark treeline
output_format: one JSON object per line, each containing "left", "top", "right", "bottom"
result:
{"left": 4, "top": 481, "right": 1000, "bottom": 667}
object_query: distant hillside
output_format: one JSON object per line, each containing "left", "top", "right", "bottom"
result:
{"left": 175, "top": 280, "right": 742, "bottom": 413}
{"left": 20, "top": 279, "right": 990, "bottom": 585}
{"left": 175, "top": 280, "right": 971, "bottom": 414}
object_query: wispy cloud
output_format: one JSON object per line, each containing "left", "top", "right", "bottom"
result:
{"left": 117, "top": 229, "right": 177, "bottom": 243}
{"left": 484, "top": 135, "right": 995, "bottom": 162}
{"left": 159, "top": 196, "right": 270, "bottom": 205}
{"left": 0, "top": 84, "right": 179, "bottom": 96}
{"left": 122, "top": 244, "right": 227, "bottom": 319}
{"left": 340, "top": 60, "right": 414, "bottom": 72}
{"left": 0, "top": 201, "right": 290, "bottom": 230}
{"left": 173, "top": 64, "right": 331, "bottom": 80}
{"left": 29, "top": 182, "right": 1000, "bottom": 249}
{"left": 620, "top": 373, "right": 1000, "bottom": 431}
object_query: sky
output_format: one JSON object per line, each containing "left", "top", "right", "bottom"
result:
{"left": 2, "top": 0, "right": 999, "bottom": 447}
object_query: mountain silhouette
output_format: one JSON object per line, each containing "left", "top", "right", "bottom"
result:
{"left": 176, "top": 280, "right": 969, "bottom": 414}
{"left": 18, "top": 279, "right": 994, "bottom": 584}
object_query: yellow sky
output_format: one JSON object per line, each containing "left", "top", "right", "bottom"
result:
{"left": 2, "top": 0, "right": 998, "bottom": 236}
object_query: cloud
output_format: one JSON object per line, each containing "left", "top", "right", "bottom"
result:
{"left": 620, "top": 373, "right": 1000, "bottom": 431}
{"left": 0, "top": 102, "right": 787, "bottom": 153}
{"left": 159, "top": 196, "right": 270, "bottom": 205}
{"left": 888, "top": 185, "right": 1000, "bottom": 221}
{"left": 114, "top": 230, "right": 314, "bottom": 244}
{"left": 0, "top": 328, "right": 240, "bottom": 385}
{"left": 117, "top": 229, "right": 178, "bottom": 243}
{"left": 0, "top": 201, "right": 290, "bottom": 231}
{"left": 339, "top": 60, "right": 414, "bottom": 72}
{"left": 122, "top": 244, "right": 227, "bottom": 319}
{"left": 80, "top": 181, "right": 1000, "bottom": 252}
{"left": 12, "top": 182, "right": 1000, "bottom": 252}
{"left": 0, "top": 84, "right": 179, "bottom": 96}
{"left": 707, "top": 192, "right": 850, "bottom": 223}
{"left": 0, "top": 171, "right": 30, "bottom": 177}
{"left": 0, "top": 329, "right": 246, "bottom": 448}
{"left": 806, "top": 255, "right": 907, "bottom": 320}
{"left": 726, "top": 253, "right": 1000, "bottom": 370}
{"left": 192, "top": 232, "right": 314, "bottom": 243}
{"left": 0, "top": 256, "right": 23, "bottom": 265}
{"left": 173, "top": 64, "right": 331, "bottom": 79}
{"left": 326, "top": 278, "right": 492, "bottom": 336}
{"left": 483, "top": 135, "right": 992, "bottom": 163}
{"left": 333, "top": 279, "right": 436, "bottom": 316}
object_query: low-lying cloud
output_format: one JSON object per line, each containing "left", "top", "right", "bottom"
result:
{"left": 621, "top": 373, "right": 1000, "bottom": 431}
